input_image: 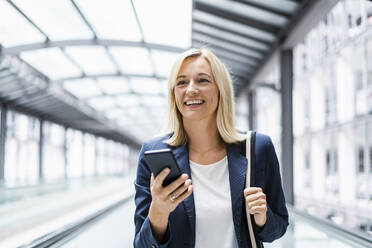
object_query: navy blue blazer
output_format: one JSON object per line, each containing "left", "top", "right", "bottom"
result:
{"left": 134, "top": 133, "right": 288, "bottom": 248}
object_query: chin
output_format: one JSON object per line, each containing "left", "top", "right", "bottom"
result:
{"left": 182, "top": 112, "right": 213, "bottom": 122}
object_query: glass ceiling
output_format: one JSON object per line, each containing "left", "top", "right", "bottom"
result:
{"left": 0, "top": 0, "right": 191, "bottom": 143}
{"left": 0, "top": 0, "right": 306, "bottom": 144}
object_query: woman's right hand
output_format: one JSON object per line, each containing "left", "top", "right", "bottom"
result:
{"left": 148, "top": 168, "right": 193, "bottom": 242}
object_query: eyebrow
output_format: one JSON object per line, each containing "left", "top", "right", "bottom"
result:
{"left": 176, "top": 73, "right": 212, "bottom": 80}
{"left": 176, "top": 75, "right": 186, "bottom": 80}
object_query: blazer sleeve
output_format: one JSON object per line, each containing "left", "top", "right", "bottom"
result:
{"left": 257, "top": 136, "right": 289, "bottom": 242}
{"left": 133, "top": 142, "right": 172, "bottom": 248}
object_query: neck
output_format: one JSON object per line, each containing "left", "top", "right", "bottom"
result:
{"left": 183, "top": 116, "right": 224, "bottom": 153}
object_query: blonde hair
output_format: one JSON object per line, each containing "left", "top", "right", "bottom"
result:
{"left": 164, "top": 48, "right": 245, "bottom": 146}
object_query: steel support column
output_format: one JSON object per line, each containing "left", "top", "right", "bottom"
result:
{"left": 0, "top": 106, "right": 7, "bottom": 185}
{"left": 248, "top": 90, "right": 256, "bottom": 130}
{"left": 280, "top": 49, "right": 294, "bottom": 205}
{"left": 39, "top": 119, "right": 44, "bottom": 182}
{"left": 63, "top": 127, "right": 68, "bottom": 180}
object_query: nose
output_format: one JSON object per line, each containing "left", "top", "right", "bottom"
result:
{"left": 186, "top": 80, "right": 199, "bottom": 95}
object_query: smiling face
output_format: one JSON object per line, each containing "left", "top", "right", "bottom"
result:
{"left": 174, "top": 56, "right": 219, "bottom": 122}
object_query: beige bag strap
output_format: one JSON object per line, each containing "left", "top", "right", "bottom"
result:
{"left": 245, "top": 131, "right": 258, "bottom": 248}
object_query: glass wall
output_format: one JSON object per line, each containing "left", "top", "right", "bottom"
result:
{"left": 42, "top": 121, "right": 65, "bottom": 182}
{"left": 292, "top": 0, "right": 372, "bottom": 234}
{"left": 66, "top": 129, "right": 84, "bottom": 178}
{"left": 83, "top": 133, "right": 96, "bottom": 177}
{"left": 4, "top": 110, "right": 39, "bottom": 187}
{"left": 1, "top": 108, "right": 133, "bottom": 187}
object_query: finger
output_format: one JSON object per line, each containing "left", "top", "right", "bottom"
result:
{"left": 245, "top": 191, "right": 266, "bottom": 203}
{"left": 150, "top": 173, "right": 154, "bottom": 187}
{"left": 247, "top": 198, "right": 266, "bottom": 210}
{"left": 244, "top": 187, "right": 262, "bottom": 197}
{"left": 174, "top": 185, "right": 193, "bottom": 204}
{"left": 153, "top": 168, "right": 170, "bottom": 188}
{"left": 250, "top": 205, "right": 267, "bottom": 214}
{"left": 164, "top": 173, "right": 189, "bottom": 195}
{"left": 171, "top": 179, "right": 192, "bottom": 198}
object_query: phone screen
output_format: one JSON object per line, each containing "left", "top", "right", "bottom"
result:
{"left": 144, "top": 148, "right": 182, "bottom": 186}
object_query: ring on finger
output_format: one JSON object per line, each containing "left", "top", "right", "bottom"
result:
{"left": 170, "top": 193, "right": 177, "bottom": 202}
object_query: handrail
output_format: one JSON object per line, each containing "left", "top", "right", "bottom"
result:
{"left": 18, "top": 194, "right": 134, "bottom": 248}
{"left": 288, "top": 205, "right": 372, "bottom": 248}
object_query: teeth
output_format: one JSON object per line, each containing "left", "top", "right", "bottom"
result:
{"left": 186, "top": 100, "right": 203, "bottom": 105}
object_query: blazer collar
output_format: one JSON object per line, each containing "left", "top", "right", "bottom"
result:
{"left": 172, "top": 141, "right": 247, "bottom": 246}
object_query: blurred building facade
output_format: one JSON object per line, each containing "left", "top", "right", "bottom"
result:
{"left": 236, "top": 0, "right": 372, "bottom": 234}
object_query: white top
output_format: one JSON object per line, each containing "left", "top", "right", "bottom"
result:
{"left": 190, "top": 156, "right": 239, "bottom": 248}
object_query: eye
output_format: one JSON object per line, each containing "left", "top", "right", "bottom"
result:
{"left": 199, "top": 78, "right": 210, "bottom": 83}
{"left": 176, "top": 80, "right": 186, "bottom": 86}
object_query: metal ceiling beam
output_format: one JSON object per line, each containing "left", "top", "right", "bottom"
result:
{"left": 193, "top": 11, "right": 275, "bottom": 43}
{"left": 6, "top": 0, "right": 49, "bottom": 41}
{"left": 193, "top": 33, "right": 263, "bottom": 59}
{"left": 54, "top": 72, "right": 167, "bottom": 84}
{"left": 193, "top": 42, "right": 254, "bottom": 80}
{"left": 3, "top": 39, "right": 185, "bottom": 56}
{"left": 193, "top": 38, "right": 260, "bottom": 64}
{"left": 193, "top": 29, "right": 268, "bottom": 55}
{"left": 193, "top": 20, "right": 270, "bottom": 49}
{"left": 192, "top": 45, "right": 258, "bottom": 67}
{"left": 0, "top": 86, "right": 40, "bottom": 101}
{"left": 193, "top": 22, "right": 270, "bottom": 52}
{"left": 104, "top": 47, "right": 122, "bottom": 75}
{"left": 70, "top": 0, "right": 97, "bottom": 38}
{"left": 194, "top": 0, "right": 280, "bottom": 34}
{"left": 220, "top": 59, "right": 254, "bottom": 74}
{"left": 85, "top": 91, "right": 165, "bottom": 100}
{"left": 233, "top": 0, "right": 296, "bottom": 18}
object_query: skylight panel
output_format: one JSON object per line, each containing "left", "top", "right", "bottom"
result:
{"left": 151, "top": 50, "right": 179, "bottom": 77}
{"left": 116, "top": 95, "right": 140, "bottom": 107}
{"left": 12, "top": 0, "right": 92, "bottom": 40}
{"left": 96, "top": 77, "right": 130, "bottom": 95}
{"left": 141, "top": 95, "right": 167, "bottom": 106}
{"left": 64, "top": 46, "right": 116, "bottom": 75}
{"left": 131, "top": 78, "right": 161, "bottom": 94}
{"left": 110, "top": 47, "right": 153, "bottom": 75}
{"left": 134, "top": 0, "right": 191, "bottom": 48}
{"left": 74, "top": 0, "right": 141, "bottom": 41}
{"left": 105, "top": 108, "right": 127, "bottom": 120}
{"left": 116, "top": 117, "right": 135, "bottom": 127}
{"left": 125, "top": 106, "right": 148, "bottom": 118}
{"left": 20, "top": 48, "right": 81, "bottom": 80}
{"left": 0, "top": 1, "right": 45, "bottom": 47}
{"left": 87, "top": 96, "right": 117, "bottom": 111}
{"left": 63, "top": 79, "right": 102, "bottom": 98}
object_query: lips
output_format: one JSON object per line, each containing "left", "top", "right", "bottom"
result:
{"left": 184, "top": 100, "right": 205, "bottom": 106}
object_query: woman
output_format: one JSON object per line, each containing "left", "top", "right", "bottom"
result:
{"left": 134, "top": 48, "right": 288, "bottom": 248}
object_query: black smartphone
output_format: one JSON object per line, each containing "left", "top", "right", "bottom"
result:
{"left": 144, "top": 148, "right": 182, "bottom": 186}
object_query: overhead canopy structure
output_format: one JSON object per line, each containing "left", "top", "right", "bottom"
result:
{"left": 0, "top": 0, "right": 321, "bottom": 146}
{"left": 192, "top": 0, "right": 316, "bottom": 93}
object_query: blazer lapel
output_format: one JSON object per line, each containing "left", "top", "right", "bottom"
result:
{"left": 172, "top": 143, "right": 195, "bottom": 243}
{"left": 227, "top": 142, "right": 247, "bottom": 246}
